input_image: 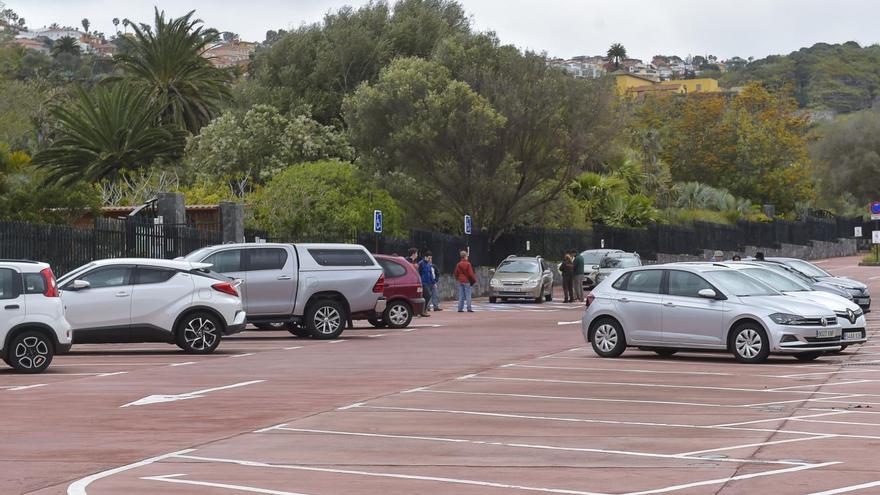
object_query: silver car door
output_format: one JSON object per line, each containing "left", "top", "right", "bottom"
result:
{"left": 616, "top": 269, "right": 663, "bottom": 344}
{"left": 662, "top": 270, "right": 725, "bottom": 347}
{"left": 243, "top": 247, "right": 296, "bottom": 316}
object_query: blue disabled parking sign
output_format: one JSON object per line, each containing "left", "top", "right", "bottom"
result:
{"left": 373, "top": 210, "right": 383, "bottom": 233}
{"left": 464, "top": 214, "right": 472, "bottom": 235}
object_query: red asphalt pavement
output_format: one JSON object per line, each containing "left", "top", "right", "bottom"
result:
{"left": 2, "top": 255, "right": 880, "bottom": 495}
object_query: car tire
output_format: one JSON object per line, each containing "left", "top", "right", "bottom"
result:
{"left": 176, "top": 312, "right": 222, "bottom": 354}
{"left": 489, "top": 297, "right": 497, "bottom": 304}
{"left": 535, "top": 286, "right": 545, "bottom": 304}
{"left": 590, "top": 318, "right": 626, "bottom": 358}
{"left": 367, "top": 317, "right": 387, "bottom": 328}
{"left": 654, "top": 349, "right": 678, "bottom": 357}
{"left": 794, "top": 351, "right": 823, "bottom": 362}
{"left": 545, "top": 291, "right": 552, "bottom": 302}
{"left": 730, "top": 323, "right": 769, "bottom": 364}
{"left": 306, "top": 299, "right": 346, "bottom": 339}
{"left": 7, "top": 330, "right": 54, "bottom": 373}
{"left": 384, "top": 301, "right": 413, "bottom": 329}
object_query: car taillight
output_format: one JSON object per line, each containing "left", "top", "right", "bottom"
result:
{"left": 416, "top": 285, "right": 422, "bottom": 294}
{"left": 585, "top": 293, "right": 594, "bottom": 307}
{"left": 212, "top": 282, "right": 239, "bottom": 297}
{"left": 41, "top": 268, "right": 58, "bottom": 297}
{"left": 372, "top": 273, "right": 385, "bottom": 293}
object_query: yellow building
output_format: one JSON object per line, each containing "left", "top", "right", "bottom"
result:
{"left": 613, "top": 73, "right": 720, "bottom": 98}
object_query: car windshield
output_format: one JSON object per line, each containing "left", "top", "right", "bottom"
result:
{"left": 762, "top": 263, "right": 814, "bottom": 285}
{"left": 581, "top": 251, "right": 611, "bottom": 265}
{"left": 497, "top": 260, "right": 539, "bottom": 273}
{"left": 706, "top": 270, "right": 780, "bottom": 297}
{"left": 601, "top": 256, "right": 639, "bottom": 269}
{"left": 183, "top": 247, "right": 213, "bottom": 261}
{"left": 740, "top": 268, "right": 810, "bottom": 292}
{"left": 57, "top": 263, "right": 96, "bottom": 286}
{"left": 785, "top": 259, "right": 831, "bottom": 278}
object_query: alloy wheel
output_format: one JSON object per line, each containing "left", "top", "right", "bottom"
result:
{"left": 14, "top": 336, "right": 49, "bottom": 370}
{"left": 595, "top": 324, "right": 618, "bottom": 352}
{"left": 184, "top": 317, "right": 218, "bottom": 351}
{"left": 735, "top": 328, "right": 762, "bottom": 358}
{"left": 313, "top": 306, "right": 341, "bottom": 335}
{"left": 388, "top": 304, "right": 409, "bottom": 326}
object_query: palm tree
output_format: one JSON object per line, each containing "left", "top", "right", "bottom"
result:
{"left": 51, "top": 36, "right": 81, "bottom": 57}
{"left": 112, "top": 8, "right": 231, "bottom": 134}
{"left": 122, "top": 18, "right": 129, "bottom": 34}
{"left": 607, "top": 43, "right": 627, "bottom": 70}
{"left": 112, "top": 17, "right": 119, "bottom": 34}
{"left": 81, "top": 18, "right": 90, "bottom": 34}
{"left": 32, "top": 84, "right": 186, "bottom": 185}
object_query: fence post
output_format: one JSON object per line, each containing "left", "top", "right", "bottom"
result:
{"left": 219, "top": 201, "right": 245, "bottom": 244}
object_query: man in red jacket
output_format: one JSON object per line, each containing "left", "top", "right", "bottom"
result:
{"left": 453, "top": 250, "right": 476, "bottom": 312}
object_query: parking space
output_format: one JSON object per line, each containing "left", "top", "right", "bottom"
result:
{"left": 3, "top": 256, "right": 880, "bottom": 495}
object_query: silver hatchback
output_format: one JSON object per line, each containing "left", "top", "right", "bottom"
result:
{"left": 581, "top": 265, "right": 842, "bottom": 363}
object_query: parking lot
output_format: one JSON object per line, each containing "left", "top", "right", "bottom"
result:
{"left": 2, "top": 256, "right": 879, "bottom": 495}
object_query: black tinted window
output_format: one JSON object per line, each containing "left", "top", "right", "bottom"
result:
{"left": 611, "top": 272, "right": 630, "bottom": 290}
{"left": 248, "top": 248, "right": 288, "bottom": 271}
{"left": 667, "top": 270, "right": 713, "bottom": 297}
{"left": 309, "top": 249, "right": 373, "bottom": 267}
{"left": 0, "top": 268, "right": 20, "bottom": 299}
{"left": 625, "top": 270, "right": 662, "bottom": 294}
{"left": 135, "top": 267, "right": 177, "bottom": 285}
{"left": 23, "top": 273, "right": 46, "bottom": 294}
{"left": 204, "top": 250, "right": 241, "bottom": 273}
{"left": 379, "top": 259, "right": 407, "bottom": 278}
{"left": 80, "top": 266, "right": 131, "bottom": 289}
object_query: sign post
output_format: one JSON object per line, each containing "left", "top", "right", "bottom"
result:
{"left": 854, "top": 226, "right": 863, "bottom": 238}
{"left": 373, "top": 210, "right": 382, "bottom": 254}
{"left": 464, "top": 214, "right": 472, "bottom": 256}
{"left": 872, "top": 202, "right": 880, "bottom": 261}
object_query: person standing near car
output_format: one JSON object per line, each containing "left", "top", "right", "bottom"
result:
{"left": 454, "top": 251, "right": 476, "bottom": 312}
{"left": 418, "top": 252, "right": 435, "bottom": 317}
{"left": 407, "top": 247, "right": 420, "bottom": 270}
{"left": 430, "top": 263, "right": 442, "bottom": 311}
{"left": 561, "top": 253, "right": 575, "bottom": 303}
{"left": 572, "top": 249, "right": 585, "bottom": 302}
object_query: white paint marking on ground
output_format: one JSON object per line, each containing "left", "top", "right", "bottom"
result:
{"left": 142, "top": 474, "right": 314, "bottom": 495}
{"left": 284, "top": 346, "right": 303, "bottom": 350}
{"left": 253, "top": 423, "right": 288, "bottom": 433}
{"left": 742, "top": 395, "right": 863, "bottom": 407}
{"left": 456, "top": 373, "right": 477, "bottom": 380}
{"left": 676, "top": 434, "right": 836, "bottom": 456}
{"left": 769, "top": 369, "right": 880, "bottom": 378}
{"left": 6, "top": 383, "right": 47, "bottom": 391}
{"left": 400, "top": 386, "right": 427, "bottom": 394}
{"left": 622, "top": 462, "right": 839, "bottom": 495}
{"left": 169, "top": 361, "right": 196, "bottom": 367}
{"left": 791, "top": 418, "right": 880, "bottom": 427}
{"left": 272, "top": 427, "right": 812, "bottom": 467}
{"left": 175, "top": 453, "right": 610, "bottom": 495}
{"left": 327, "top": 339, "right": 347, "bottom": 344}
{"left": 97, "top": 371, "right": 128, "bottom": 377}
{"left": 557, "top": 321, "right": 581, "bottom": 326}
{"left": 67, "top": 449, "right": 196, "bottom": 495}
{"left": 367, "top": 334, "right": 386, "bottom": 338}
{"left": 336, "top": 402, "right": 366, "bottom": 411}
{"left": 120, "top": 380, "right": 265, "bottom": 408}
{"left": 765, "top": 379, "right": 874, "bottom": 391}
{"left": 230, "top": 353, "right": 256, "bottom": 358}
{"left": 711, "top": 411, "right": 849, "bottom": 427}
{"left": 507, "top": 363, "right": 734, "bottom": 377}
{"left": 807, "top": 481, "right": 880, "bottom": 495}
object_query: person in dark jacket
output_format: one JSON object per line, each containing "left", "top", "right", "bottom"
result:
{"left": 453, "top": 251, "right": 476, "bottom": 312}
{"left": 572, "top": 249, "right": 585, "bottom": 302}
{"left": 418, "top": 252, "right": 436, "bottom": 316}
{"left": 561, "top": 253, "right": 575, "bottom": 303}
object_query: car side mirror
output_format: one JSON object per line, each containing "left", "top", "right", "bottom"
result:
{"left": 591, "top": 265, "right": 599, "bottom": 270}
{"left": 698, "top": 288, "right": 717, "bottom": 299}
{"left": 71, "top": 280, "right": 90, "bottom": 290}
{"left": 489, "top": 269, "right": 495, "bottom": 275}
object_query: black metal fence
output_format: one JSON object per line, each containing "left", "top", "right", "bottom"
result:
{"left": 0, "top": 218, "right": 221, "bottom": 276}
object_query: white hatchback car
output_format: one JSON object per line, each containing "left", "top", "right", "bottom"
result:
{"left": 0, "top": 260, "right": 71, "bottom": 373}
{"left": 58, "top": 259, "right": 246, "bottom": 353}
{"left": 582, "top": 264, "right": 842, "bottom": 363}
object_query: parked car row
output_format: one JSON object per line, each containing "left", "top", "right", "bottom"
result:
{"left": 581, "top": 258, "right": 868, "bottom": 364}
{"left": 1, "top": 243, "right": 396, "bottom": 374}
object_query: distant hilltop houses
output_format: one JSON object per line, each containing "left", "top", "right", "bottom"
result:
{"left": 6, "top": 24, "right": 257, "bottom": 68}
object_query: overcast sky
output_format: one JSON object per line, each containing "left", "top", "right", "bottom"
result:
{"left": 9, "top": 0, "right": 880, "bottom": 60}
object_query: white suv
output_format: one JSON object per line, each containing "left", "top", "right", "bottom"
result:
{"left": 0, "top": 260, "right": 71, "bottom": 373}
{"left": 57, "top": 259, "right": 246, "bottom": 353}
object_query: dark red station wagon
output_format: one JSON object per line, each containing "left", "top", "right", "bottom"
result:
{"left": 368, "top": 254, "right": 426, "bottom": 329}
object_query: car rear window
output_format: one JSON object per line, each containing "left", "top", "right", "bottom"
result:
{"left": 23, "top": 272, "right": 47, "bottom": 294}
{"left": 248, "top": 248, "right": 288, "bottom": 271}
{"left": 135, "top": 267, "right": 177, "bottom": 285}
{"left": 308, "top": 248, "right": 373, "bottom": 267}
{"left": 379, "top": 259, "right": 408, "bottom": 278}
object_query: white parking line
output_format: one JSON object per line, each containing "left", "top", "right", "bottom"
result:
{"left": 5, "top": 383, "right": 47, "bottom": 391}
{"left": 556, "top": 321, "right": 581, "bottom": 326}
{"left": 230, "top": 353, "right": 256, "bottom": 358}
{"left": 67, "top": 449, "right": 196, "bottom": 495}
{"left": 169, "top": 361, "right": 197, "bottom": 367}
{"left": 711, "top": 411, "right": 848, "bottom": 427}
{"left": 506, "top": 363, "right": 734, "bottom": 376}
{"left": 142, "top": 474, "right": 313, "bottom": 495}
{"left": 623, "top": 462, "right": 838, "bottom": 495}
{"left": 284, "top": 346, "right": 303, "bottom": 350}
{"left": 807, "top": 481, "right": 880, "bottom": 494}
{"left": 676, "top": 434, "right": 836, "bottom": 456}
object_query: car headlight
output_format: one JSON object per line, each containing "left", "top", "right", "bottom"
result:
{"left": 769, "top": 313, "right": 809, "bottom": 325}
{"left": 522, "top": 279, "right": 539, "bottom": 288}
{"left": 490, "top": 279, "right": 502, "bottom": 288}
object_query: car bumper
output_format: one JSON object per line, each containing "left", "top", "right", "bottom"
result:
{"left": 410, "top": 297, "right": 426, "bottom": 314}
{"left": 374, "top": 297, "right": 387, "bottom": 314}
{"left": 840, "top": 327, "right": 868, "bottom": 345}
{"left": 769, "top": 323, "right": 842, "bottom": 353}
{"left": 853, "top": 297, "right": 870, "bottom": 311}
{"left": 489, "top": 287, "right": 542, "bottom": 298}
{"left": 224, "top": 310, "right": 247, "bottom": 335}
{"left": 55, "top": 342, "right": 73, "bottom": 354}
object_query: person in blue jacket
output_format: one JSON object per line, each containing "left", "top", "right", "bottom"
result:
{"left": 418, "top": 252, "right": 436, "bottom": 317}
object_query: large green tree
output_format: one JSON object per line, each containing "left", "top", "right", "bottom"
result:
{"left": 184, "top": 104, "right": 353, "bottom": 194}
{"left": 811, "top": 109, "right": 880, "bottom": 208}
{"left": 250, "top": 0, "right": 469, "bottom": 123}
{"left": 32, "top": 84, "right": 186, "bottom": 185}
{"left": 114, "top": 8, "right": 231, "bottom": 133}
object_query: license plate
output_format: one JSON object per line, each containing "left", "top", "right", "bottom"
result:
{"left": 845, "top": 331, "right": 862, "bottom": 341}
{"left": 507, "top": 287, "right": 521, "bottom": 292}
{"left": 856, "top": 298, "right": 869, "bottom": 305}
{"left": 817, "top": 329, "right": 836, "bottom": 338}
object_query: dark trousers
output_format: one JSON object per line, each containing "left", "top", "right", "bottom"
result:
{"left": 562, "top": 275, "right": 574, "bottom": 302}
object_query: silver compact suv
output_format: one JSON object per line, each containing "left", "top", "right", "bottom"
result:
{"left": 0, "top": 260, "right": 71, "bottom": 373}
{"left": 582, "top": 264, "right": 842, "bottom": 363}
{"left": 488, "top": 256, "right": 554, "bottom": 303}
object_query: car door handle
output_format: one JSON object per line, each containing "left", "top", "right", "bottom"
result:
{"left": 4, "top": 304, "right": 19, "bottom": 310}
{"left": 619, "top": 297, "right": 629, "bottom": 303}
{"left": 115, "top": 291, "right": 129, "bottom": 297}
{"left": 664, "top": 302, "right": 675, "bottom": 307}
{"left": 277, "top": 275, "right": 292, "bottom": 280}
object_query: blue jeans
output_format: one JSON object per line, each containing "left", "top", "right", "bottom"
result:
{"left": 457, "top": 283, "right": 472, "bottom": 311}
{"left": 431, "top": 284, "right": 441, "bottom": 310}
